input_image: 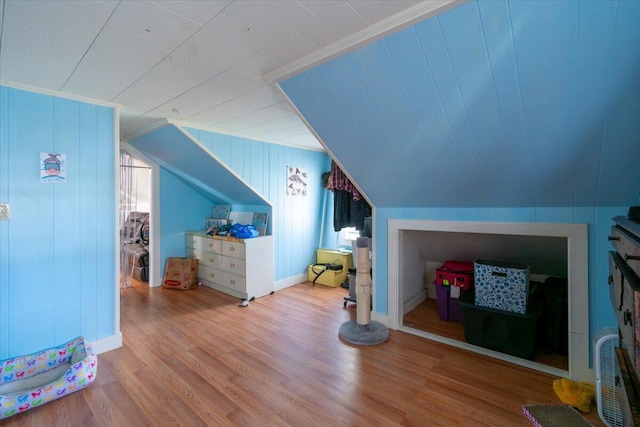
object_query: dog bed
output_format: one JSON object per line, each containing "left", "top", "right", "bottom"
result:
{"left": 0, "top": 336, "right": 97, "bottom": 419}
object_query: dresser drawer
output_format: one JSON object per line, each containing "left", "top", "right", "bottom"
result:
{"left": 198, "top": 251, "right": 220, "bottom": 269}
{"left": 221, "top": 272, "right": 246, "bottom": 293}
{"left": 611, "top": 226, "right": 640, "bottom": 279}
{"left": 198, "top": 264, "right": 222, "bottom": 285}
{"left": 219, "top": 254, "right": 246, "bottom": 276}
{"left": 187, "top": 245, "right": 220, "bottom": 269}
{"left": 221, "top": 240, "right": 245, "bottom": 259}
{"left": 188, "top": 234, "right": 223, "bottom": 253}
{"left": 609, "top": 250, "right": 640, "bottom": 374}
{"left": 186, "top": 247, "right": 198, "bottom": 259}
{"left": 187, "top": 234, "right": 199, "bottom": 250}
{"left": 200, "top": 236, "right": 222, "bottom": 254}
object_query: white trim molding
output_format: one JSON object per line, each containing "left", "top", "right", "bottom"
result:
{"left": 263, "top": 0, "right": 466, "bottom": 84}
{"left": 91, "top": 332, "right": 123, "bottom": 355}
{"left": 387, "top": 219, "right": 589, "bottom": 382}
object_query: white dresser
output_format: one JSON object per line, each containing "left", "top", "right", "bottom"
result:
{"left": 186, "top": 231, "right": 274, "bottom": 300}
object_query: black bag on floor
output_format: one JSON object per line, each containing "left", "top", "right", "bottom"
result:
{"left": 123, "top": 243, "right": 149, "bottom": 267}
{"left": 131, "top": 265, "right": 148, "bottom": 282}
{"left": 531, "top": 277, "right": 568, "bottom": 355}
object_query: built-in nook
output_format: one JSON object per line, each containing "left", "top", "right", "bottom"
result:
{"left": 387, "top": 219, "right": 589, "bottom": 382}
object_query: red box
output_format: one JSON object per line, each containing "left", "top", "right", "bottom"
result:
{"left": 435, "top": 260, "right": 474, "bottom": 290}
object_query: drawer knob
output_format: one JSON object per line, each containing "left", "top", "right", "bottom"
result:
{"left": 608, "top": 236, "right": 620, "bottom": 241}
{"left": 230, "top": 247, "right": 236, "bottom": 252}
{"left": 625, "top": 253, "right": 640, "bottom": 262}
{"left": 209, "top": 258, "right": 215, "bottom": 263}
{"left": 624, "top": 309, "right": 633, "bottom": 326}
{"left": 230, "top": 280, "right": 235, "bottom": 285}
{"left": 230, "top": 263, "right": 235, "bottom": 268}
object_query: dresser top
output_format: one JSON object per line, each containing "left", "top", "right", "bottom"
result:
{"left": 187, "top": 230, "right": 271, "bottom": 243}
{"left": 614, "top": 216, "right": 640, "bottom": 240}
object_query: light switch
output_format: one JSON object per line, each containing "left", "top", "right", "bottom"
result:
{"left": 0, "top": 203, "right": 9, "bottom": 220}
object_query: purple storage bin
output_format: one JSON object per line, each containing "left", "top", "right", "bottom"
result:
{"left": 434, "top": 282, "right": 462, "bottom": 322}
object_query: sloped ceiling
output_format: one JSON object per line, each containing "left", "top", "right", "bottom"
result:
{"left": 279, "top": 0, "right": 640, "bottom": 208}
{"left": 0, "top": 0, "right": 448, "bottom": 151}
{"left": 128, "top": 123, "right": 269, "bottom": 206}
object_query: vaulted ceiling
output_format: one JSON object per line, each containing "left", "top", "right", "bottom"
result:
{"left": 279, "top": 0, "right": 640, "bottom": 208}
{"left": 0, "top": 0, "right": 454, "bottom": 151}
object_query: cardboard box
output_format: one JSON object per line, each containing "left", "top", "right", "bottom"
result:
{"left": 162, "top": 257, "right": 198, "bottom": 290}
{"left": 474, "top": 259, "right": 530, "bottom": 314}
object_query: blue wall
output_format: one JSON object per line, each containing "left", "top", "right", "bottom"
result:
{"left": 279, "top": 0, "right": 640, "bottom": 209}
{"left": 374, "top": 207, "right": 624, "bottom": 342}
{"left": 184, "top": 127, "right": 334, "bottom": 282}
{"left": 0, "top": 86, "right": 115, "bottom": 359}
{"left": 158, "top": 168, "right": 215, "bottom": 268}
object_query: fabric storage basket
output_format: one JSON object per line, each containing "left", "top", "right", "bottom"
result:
{"left": 474, "top": 259, "right": 530, "bottom": 314}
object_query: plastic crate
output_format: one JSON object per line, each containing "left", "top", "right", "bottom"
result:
{"left": 459, "top": 292, "right": 540, "bottom": 360}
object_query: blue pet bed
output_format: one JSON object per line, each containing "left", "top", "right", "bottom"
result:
{"left": 0, "top": 336, "right": 97, "bottom": 419}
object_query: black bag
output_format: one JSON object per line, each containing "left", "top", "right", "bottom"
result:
{"left": 123, "top": 243, "right": 149, "bottom": 267}
{"left": 131, "top": 265, "right": 149, "bottom": 283}
{"left": 530, "top": 277, "right": 568, "bottom": 355}
{"left": 311, "top": 263, "right": 343, "bottom": 284}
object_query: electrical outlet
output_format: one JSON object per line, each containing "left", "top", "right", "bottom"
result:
{"left": 0, "top": 203, "right": 10, "bottom": 220}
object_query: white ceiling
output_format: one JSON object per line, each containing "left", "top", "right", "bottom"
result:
{"left": 0, "top": 0, "right": 457, "bottom": 151}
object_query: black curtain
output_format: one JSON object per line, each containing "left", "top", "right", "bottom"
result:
{"left": 333, "top": 190, "right": 371, "bottom": 232}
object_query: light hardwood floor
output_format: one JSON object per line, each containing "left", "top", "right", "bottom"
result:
{"left": 403, "top": 298, "right": 569, "bottom": 371}
{"left": 2, "top": 281, "right": 604, "bottom": 426}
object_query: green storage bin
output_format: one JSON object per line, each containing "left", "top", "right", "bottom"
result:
{"left": 459, "top": 292, "right": 540, "bottom": 360}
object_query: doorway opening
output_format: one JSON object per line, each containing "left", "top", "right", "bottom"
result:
{"left": 119, "top": 150, "right": 151, "bottom": 288}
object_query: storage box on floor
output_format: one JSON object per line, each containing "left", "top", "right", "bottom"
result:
{"left": 307, "top": 249, "right": 353, "bottom": 287}
{"left": 459, "top": 291, "right": 541, "bottom": 360}
{"left": 434, "top": 260, "right": 474, "bottom": 322}
{"left": 459, "top": 260, "right": 539, "bottom": 360}
{"left": 162, "top": 257, "right": 198, "bottom": 290}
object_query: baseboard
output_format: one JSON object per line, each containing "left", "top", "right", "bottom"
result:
{"left": 275, "top": 273, "right": 307, "bottom": 291}
{"left": 371, "top": 311, "right": 389, "bottom": 327}
{"left": 90, "top": 332, "right": 123, "bottom": 355}
{"left": 403, "top": 289, "right": 427, "bottom": 315}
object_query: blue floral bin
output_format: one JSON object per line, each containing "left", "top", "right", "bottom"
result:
{"left": 474, "top": 259, "right": 530, "bottom": 314}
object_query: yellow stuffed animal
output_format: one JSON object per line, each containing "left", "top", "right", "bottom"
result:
{"left": 552, "top": 378, "right": 595, "bottom": 413}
